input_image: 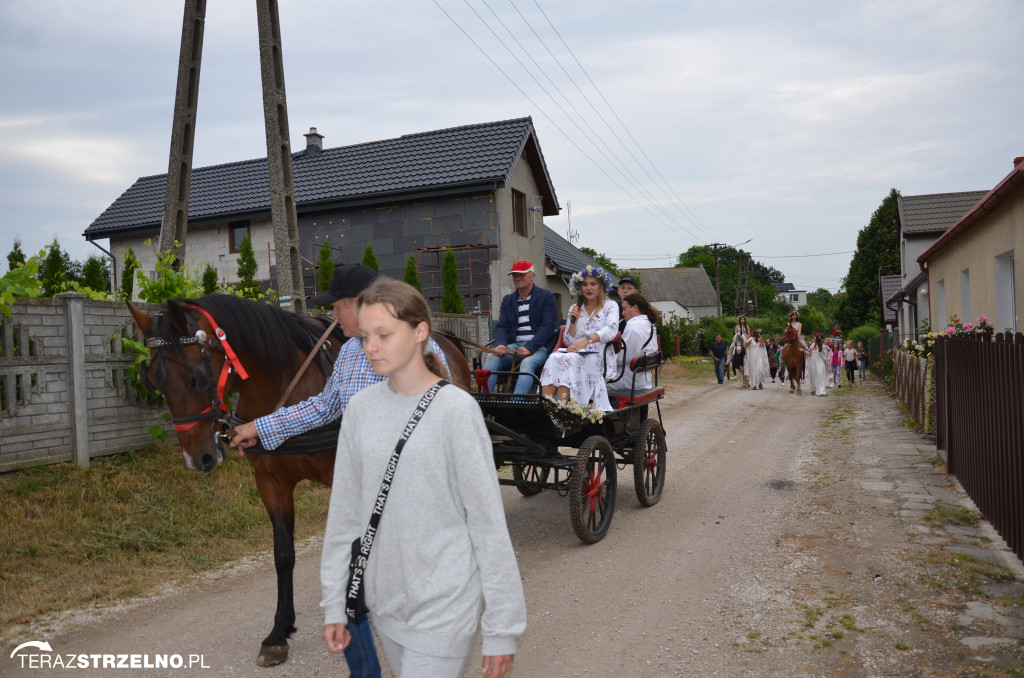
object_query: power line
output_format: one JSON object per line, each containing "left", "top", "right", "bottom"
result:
{"left": 752, "top": 250, "right": 855, "bottom": 259}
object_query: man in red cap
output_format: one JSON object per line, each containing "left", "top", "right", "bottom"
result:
{"left": 484, "top": 260, "right": 557, "bottom": 393}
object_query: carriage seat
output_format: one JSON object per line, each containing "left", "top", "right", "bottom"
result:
{"left": 607, "top": 352, "right": 664, "bottom": 409}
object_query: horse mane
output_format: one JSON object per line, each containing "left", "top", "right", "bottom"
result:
{"left": 161, "top": 295, "right": 323, "bottom": 374}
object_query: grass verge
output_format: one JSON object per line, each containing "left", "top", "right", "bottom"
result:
{"left": 0, "top": 444, "right": 330, "bottom": 637}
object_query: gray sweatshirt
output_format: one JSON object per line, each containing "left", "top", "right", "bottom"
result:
{"left": 320, "top": 381, "right": 527, "bottom": 658}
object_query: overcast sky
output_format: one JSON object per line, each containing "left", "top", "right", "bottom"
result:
{"left": 2, "top": 0, "right": 1022, "bottom": 293}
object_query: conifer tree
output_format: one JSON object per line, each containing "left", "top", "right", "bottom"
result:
{"left": 202, "top": 264, "right": 219, "bottom": 296}
{"left": 317, "top": 237, "right": 335, "bottom": 302}
{"left": 6, "top": 237, "right": 26, "bottom": 273}
{"left": 121, "top": 247, "right": 140, "bottom": 299}
{"left": 402, "top": 253, "right": 423, "bottom": 293}
{"left": 361, "top": 242, "right": 379, "bottom": 272}
{"left": 81, "top": 255, "right": 109, "bottom": 292}
{"left": 440, "top": 247, "right": 465, "bottom": 313}
{"left": 40, "top": 239, "right": 71, "bottom": 297}
{"left": 236, "top": 234, "right": 261, "bottom": 300}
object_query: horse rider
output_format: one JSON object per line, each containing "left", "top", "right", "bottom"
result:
{"left": 787, "top": 310, "right": 809, "bottom": 349}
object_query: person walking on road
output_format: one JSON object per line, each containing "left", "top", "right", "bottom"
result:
{"left": 709, "top": 332, "right": 729, "bottom": 384}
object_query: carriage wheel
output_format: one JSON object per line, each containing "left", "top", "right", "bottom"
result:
{"left": 569, "top": 436, "right": 617, "bottom": 544}
{"left": 512, "top": 463, "right": 550, "bottom": 496}
{"left": 633, "top": 419, "right": 667, "bottom": 507}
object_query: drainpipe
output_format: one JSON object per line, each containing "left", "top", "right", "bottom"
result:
{"left": 89, "top": 240, "right": 117, "bottom": 294}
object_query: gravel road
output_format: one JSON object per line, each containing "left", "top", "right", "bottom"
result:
{"left": 4, "top": 371, "right": 1023, "bottom": 677}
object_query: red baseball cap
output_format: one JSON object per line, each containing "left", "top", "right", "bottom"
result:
{"left": 508, "top": 260, "right": 535, "bottom": 275}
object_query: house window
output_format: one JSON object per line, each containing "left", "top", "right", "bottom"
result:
{"left": 229, "top": 222, "right": 251, "bottom": 253}
{"left": 995, "top": 250, "right": 1016, "bottom": 333}
{"left": 936, "top": 279, "right": 946, "bottom": 327}
{"left": 512, "top": 190, "right": 527, "bottom": 237}
{"left": 960, "top": 269, "right": 971, "bottom": 322}
{"left": 790, "top": 294, "right": 799, "bottom": 303}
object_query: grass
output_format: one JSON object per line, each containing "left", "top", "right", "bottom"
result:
{"left": 662, "top": 357, "right": 715, "bottom": 384}
{"left": 922, "top": 503, "right": 982, "bottom": 526}
{"left": 0, "top": 444, "right": 331, "bottom": 636}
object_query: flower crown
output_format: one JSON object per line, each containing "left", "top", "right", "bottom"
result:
{"left": 568, "top": 265, "right": 614, "bottom": 296}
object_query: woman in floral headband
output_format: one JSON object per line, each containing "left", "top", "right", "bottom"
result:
{"left": 540, "top": 265, "right": 619, "bottom": 412}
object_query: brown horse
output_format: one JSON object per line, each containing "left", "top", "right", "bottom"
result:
{"left": 127, "top": 294, "right": 469, "bottom": 667}
{"left": 781, "top": 325, "right": 805, "bottom": 395}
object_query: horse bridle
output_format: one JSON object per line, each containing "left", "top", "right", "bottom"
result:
{"left": 142, "top": 306, "right": 250, "bottom": 443}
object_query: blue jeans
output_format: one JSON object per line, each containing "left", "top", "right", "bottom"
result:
{"left": 344, "top": 614, "right": 382, "bottom": 678}
{"left": 483, "top": 343, "right": 550, "bottom": 394}
{"left": 713, "top": 357, "right": 725, "bottom": 383}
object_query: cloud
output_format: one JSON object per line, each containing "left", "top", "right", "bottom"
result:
{"left": 0, "top": 119, "right": 143, "bottom": 186}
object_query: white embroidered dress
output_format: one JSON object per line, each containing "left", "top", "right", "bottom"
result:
{"left": 541, "top": 299, "right": 620, "bottom": 411}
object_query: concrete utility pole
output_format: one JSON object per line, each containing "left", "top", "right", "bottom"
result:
{"left": 709, "top": 243, "right": 724, "bottom": 318}
{"left": 157, "top": 0, "right": 207, "bottom": 267}
{"left": 255, "top": 0, "right": 305, "bottom": 314}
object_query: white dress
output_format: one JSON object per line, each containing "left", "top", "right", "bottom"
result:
{"left": 541, "top": 299, "right": 620, "bottom": 411}
{"left": 607, "top": 314, "right": 656, "bottom": 392}
{"left": 744, "top": 336, "right": 769, "bottom": 388}
{"left": 806, "top": 346, "right": 830, "bottom": 396}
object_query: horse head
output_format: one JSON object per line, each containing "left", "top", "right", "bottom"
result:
{"left": 128, "top": 299, "right": 238, "bottom": 473}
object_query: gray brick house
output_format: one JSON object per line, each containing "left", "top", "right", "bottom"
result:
{"left": 84, "top": 117, "right": 559, "bottom": 314}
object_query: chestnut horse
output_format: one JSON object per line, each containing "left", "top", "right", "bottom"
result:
{"left": 127, "top": 294, "right": 470, "bottom": 667}
{"left": 781, "top": 325, "right": 805, "bottom": 395}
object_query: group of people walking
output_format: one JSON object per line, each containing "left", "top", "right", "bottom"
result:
{"left": 708, "top": 311, "right": 868, "bottom": 396}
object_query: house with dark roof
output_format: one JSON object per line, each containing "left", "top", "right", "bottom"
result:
{"left": 879, "top": 274, "right": 902, "bottom": 329}
{"left": 888, "top": 190, "right": 987, "bottom": 338}
{"left": 775, "top": 282, "right": 806, "bottom": 308}
{"left": 628, "top": 267, "right": 717, "bottom": 321}
{"left": 918, "top": 156, "right": 1023, "bottom": 335}
{"left": 84, "top": 117, "right": 559, "bottom": 314}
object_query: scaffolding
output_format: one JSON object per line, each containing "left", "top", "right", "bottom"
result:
{"left": 416, "top": 233, "right": 496, "bottom": 315}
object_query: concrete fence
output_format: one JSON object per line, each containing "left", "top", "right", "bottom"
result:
{"left": 0, "top": 294, "right": 172, "bottom": 472}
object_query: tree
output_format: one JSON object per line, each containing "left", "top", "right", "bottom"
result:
{"left": 40, "top": 239, "right": 73, "bottom": 297}
{"left": 316, "top": 237, "right": 335, "bottom": 301}
{"left": 7, "top": 237, "right": 26, "bottom": 273}
{"left": 834, "top": 189, "right": 901, "bottom": 331}
{"left": 361, "top": 243, "right": 379, "bottom": 272}
{"left": 236, "top": 234, "right": 261, "bottom": 300}
{"left": 440, "top": 247, "right": 465, "bottom": 313}
{"left": 80, "top": 255, "right": 109, "bottom": 292}
{"left": 201, "top": 264, "right": 219, "bottom": 296}
{"left": 403, "top": 253, "right": 423, "bottom": 293}
{"left": 579, "top": 247, "right": 621, "bottom": 276}
{"left": 676, "top": 245, "right": 785, "bottom": 317}
{"left": 121, "top": 247, "right": 140, "bottom": 299}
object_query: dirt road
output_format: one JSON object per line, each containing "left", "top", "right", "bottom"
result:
{"left": 4, "top": 371, "right": 1023, "bottom": 677}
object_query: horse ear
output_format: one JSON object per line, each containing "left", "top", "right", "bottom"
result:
{"left": 165, "top": 300, "right": 190, "bottom": 334}
{"left": 127, "top": 303, "right": 153, "bottom": 337}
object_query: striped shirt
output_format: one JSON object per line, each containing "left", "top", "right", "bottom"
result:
{"left": 254, "top": 336, "right": 450, "bottom": 451}
{"left": 514, "top": 293, "right": 534, "bottom": 343}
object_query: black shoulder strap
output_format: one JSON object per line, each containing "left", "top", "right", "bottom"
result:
{"left": 346, "top": 380, "right": 448, "bottom": 619}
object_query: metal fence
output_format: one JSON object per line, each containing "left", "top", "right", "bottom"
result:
{"left": 892, "top": 350, "right": 933, "bottom": 432}
{"left": 865, "top": 331, "right": 894, "bottom": 379}
{"left": 935, "top": 331, "right": 1024, "bottom": 563}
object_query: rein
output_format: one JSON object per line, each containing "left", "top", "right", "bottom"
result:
{"left": 433, "top": 329, "right": 499, "bottom": 355}
{"left": 273, "top": 318, "right": 338, "bottom": 410}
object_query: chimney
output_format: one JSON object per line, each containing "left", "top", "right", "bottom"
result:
{"left": 304, "top": 127, "right": 324, "bottom": 153}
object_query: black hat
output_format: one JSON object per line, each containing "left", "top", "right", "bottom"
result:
{"left": 618, "top": 276, "right": 637, "bottom": 287}
{"left": 308, "top": 264, "right": 378, "bottom": 306}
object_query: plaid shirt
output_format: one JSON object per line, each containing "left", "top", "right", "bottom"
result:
{"left": 254, "top": 336, "right": 450, "bottom": 451}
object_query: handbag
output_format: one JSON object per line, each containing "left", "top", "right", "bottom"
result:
{"left": 346, "top": 380, "right": 448, "bottom": 619}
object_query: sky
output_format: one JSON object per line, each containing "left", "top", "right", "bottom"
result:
{"left": 1, "top": 0, "right": 1022, "bottom": 293}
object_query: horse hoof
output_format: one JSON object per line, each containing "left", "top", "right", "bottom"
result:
{"left": 257, "top": 645, "right": 289, "bottom": 667}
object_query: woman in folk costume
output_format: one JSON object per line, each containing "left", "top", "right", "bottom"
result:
{"left": 786, "top": 310, "right": 809, "bottom": 349}
{"left": 540, "top": 265, "right": 619, "bottom": 411}
{"left": 805, "top": 332, "right": 830, "bottom": 396}
{"left": 743, "top": 328, "right": 770, "bottom": 390}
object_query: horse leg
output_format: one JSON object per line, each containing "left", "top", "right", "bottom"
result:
{"left": 254, "top": 473, "right": 299, "bottom": 667}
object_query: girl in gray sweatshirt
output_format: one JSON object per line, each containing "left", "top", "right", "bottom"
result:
{"left": 321, "top": 279, "right": 526, "bottom": 678}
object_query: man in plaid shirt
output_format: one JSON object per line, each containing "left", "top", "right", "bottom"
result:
{"left": 229, "top": 264, "right": 449, "bottom": 452}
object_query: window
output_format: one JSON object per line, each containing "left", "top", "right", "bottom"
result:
{"left": 229, "top": 222, "right": 251, "bottom": 253}
{"left": 960, "top": 269, "right": 971, "bottom": 321}
{"left": 995, "top": 250, "right": 1016, "bottom": 333}
{"left": 790, "top": 294, "right": 799, "bottom": 303}
{"left": 512, "top": 190, "right": 527, "bottom": 237}
{"left": 936, "top": 280, "right": 946, "bottom": 327}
